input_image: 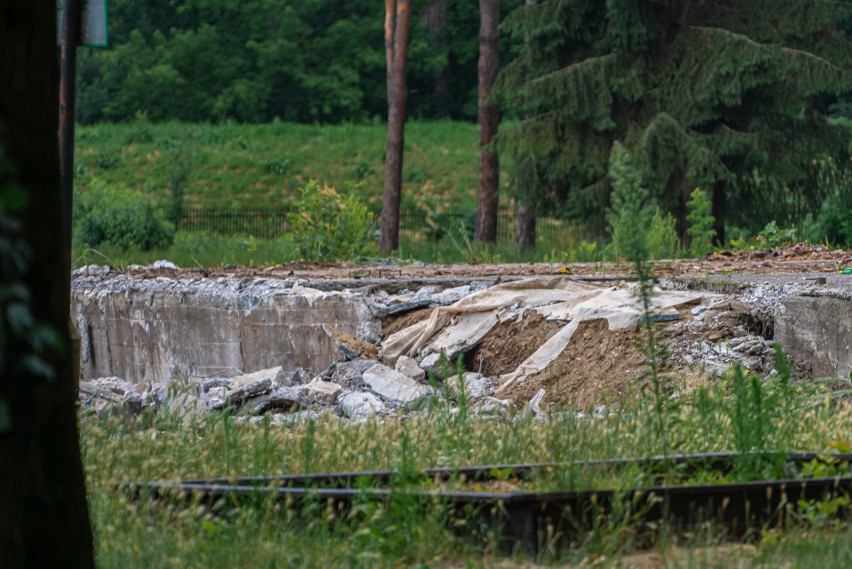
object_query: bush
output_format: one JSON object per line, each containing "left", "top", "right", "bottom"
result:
{"left": 607, "top": 142, "right": 652, "bottom": 263}
{"left": 686, "top": 188, "right": 716, "bottom": 257}
{"left": 74, "top": 180, "right": 175, "bottom": 251}
{"left": 647, "top": 209, "right": 680, "bottom": 260}
{"left": 286, "top": 180, "right": 374, "bottom": 261}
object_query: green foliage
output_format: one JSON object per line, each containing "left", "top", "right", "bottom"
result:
{"left": 496, "top": 0, "right": 852, "bottom": 235}
{"left": 0, "top": 150, "right": 62, "bottom": 392}
{"left": 811, "top": 160, "right": 852, "bottom": 248}
{"left": 757, "top": 220, "right": 798, "bottom": 248}
{"left": 76, "top": 0, "right": 524, "bottom": 125}
{"left": 75, "top": 121, "right": 482, "bottom": 214}
{"left": 647, "top": 209, "right": 680, "bottom": 260}
{"left": 607, "top": 142, "right": 651, "bottom": 263}
{"left": 286, "top": 180, "right": 374, "bottom": 261}
{"left": 686, "top": 188, "right": 716, "bottom": 258}
{"left": 74, "top": 180, "right": 175, "bottom": 251}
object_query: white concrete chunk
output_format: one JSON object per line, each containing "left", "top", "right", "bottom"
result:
{"left": 231, "top": 367, "right": 284, "bottom": 390}
{"left": 339, "top": 391, "right": 384, "bottom": 419}
{"left": 394, "top": 355, "right": 426, "bottom": 382}
{"left": 362, "top": 364, "right": 431, "bottom": 407}
{"left": 299, "top": 380, "right": 342, "bottom": 405}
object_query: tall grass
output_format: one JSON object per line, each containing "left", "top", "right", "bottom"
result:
{"left": 83, "top": 365, "right": 852, "bottom": 567}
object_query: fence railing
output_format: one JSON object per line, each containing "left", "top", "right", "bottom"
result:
{"left": 175, "top": 206, "right": 579, "bottom": 247}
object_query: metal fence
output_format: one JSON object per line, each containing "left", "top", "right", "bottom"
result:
{"left": 176, "top": 206, "right": 578, "bottom": 246}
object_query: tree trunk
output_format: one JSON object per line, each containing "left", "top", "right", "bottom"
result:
{"left": 379, "top": 0, "right": 412, "bottom": 254}
{"left": 475, "top": 0, "right": 500, "bottom": 243}
{"left": 0, "top": 1, "right": 95, "bottom": 567}
{"left": 712, "top": 181, "right": 726, "bottom": 246}
{"left": 515, "top": 0, "right": 538, "bottom": 251}
{"left": 516, "top": 205, "right": 537, "bottom": 250}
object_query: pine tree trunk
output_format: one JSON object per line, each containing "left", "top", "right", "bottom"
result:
{"left": 712, "top": 181, "right": 726, "bottom": 245}
{"left": 517, "top": 205, "right": 536, "bottom": 250}
{"left": 380, "top": 0, "right": 412, "bottom": 254}
{"left": 475, "top": 0, "right": 500, "bottom": 243}
{"left": 515, "top": 0, "right": 538, "bottom": 251}
{"left": 0, "top": 1, "right": 95, "bottom": 567}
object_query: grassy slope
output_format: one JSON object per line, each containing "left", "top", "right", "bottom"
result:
{"left": 75, "top": 120, "right": 486, "bottom": 212}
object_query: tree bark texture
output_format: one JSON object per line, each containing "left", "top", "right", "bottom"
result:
{"left": 516, "top": 205, "right": 537, "bottom": 250}
{"left": 475, "top": 0, "right": 500, "bottom": 243}
{"left": 0, "top": 2, "right": 95, "bottom": 567}
{"left": 379, "top": 0, "right": 412, "bottom": 254}
{"left": 516, "top": 0, "right": 538, "bottom": 250}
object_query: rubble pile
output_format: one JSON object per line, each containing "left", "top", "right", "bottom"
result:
{"left": 76, "top": 268, "right": 827, "bottom": 423}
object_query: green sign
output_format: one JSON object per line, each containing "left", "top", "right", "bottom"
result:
{"left": 57, "top": 0, "right": 108, "bottom": 48}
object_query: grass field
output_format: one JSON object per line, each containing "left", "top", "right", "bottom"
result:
{"left": 75, "top": 120, "right": 485, "bottom": 212}
{"left": 72, "top": 120, "right": 603, "bottom": 267}
{"left": 83, "top": 361, "right": 852, "bottom": 568}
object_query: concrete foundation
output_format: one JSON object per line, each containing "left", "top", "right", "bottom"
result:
{"left": 774, "top": 295, "right": 852, "bottom": 379}
{"left": 72, "top": 277, "right": 380, "bottom": 384}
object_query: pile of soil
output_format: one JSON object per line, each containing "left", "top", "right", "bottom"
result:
{"left": 464, "top": 312, "right": 563, "bottom": 377}
{"left": 498, "top": 319, "right": 649, "bottom": 411}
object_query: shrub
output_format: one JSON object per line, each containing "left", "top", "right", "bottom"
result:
{"left": 74, "top": 180, "right": 175, "bottom": 251}
{"left": 686, "top": 188, "right": 716, "bottom": 257}
{"left": 607, "top": 142, "right": 652, "bottom": 263}
{"left": 647, "top": 209, "right": 680, "bottom": 260}
{"left": 286, "top": 180, "right": 373, "bottom": 261}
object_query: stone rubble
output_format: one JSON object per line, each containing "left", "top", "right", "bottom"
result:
{"left": 76, "top": 270, "right": 832, "bottom": 425}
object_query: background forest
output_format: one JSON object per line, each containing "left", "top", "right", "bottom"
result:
{"left": 73, "top": 0, "right": 852, "bottom": 264}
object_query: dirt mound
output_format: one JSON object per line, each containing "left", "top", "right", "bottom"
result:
{"left": 464, "top": 312, "right": 563, "bottom": 377}
{"left": 498, "top": 319, "right": 649, "bottom": 411}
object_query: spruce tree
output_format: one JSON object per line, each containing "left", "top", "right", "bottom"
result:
{"left": 495, "top": 0, "right": 852, "bottom": 238}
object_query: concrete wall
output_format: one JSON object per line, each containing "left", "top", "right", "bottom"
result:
{"left": 775, "top": 295, "right": 852, "bottom": 379}
{"left": 72, "top": 281, "right": 381, "bottom": 384}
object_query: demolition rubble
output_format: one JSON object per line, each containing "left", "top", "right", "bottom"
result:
{"left": 73, "top": 263, "right": 842, "bottom": 424}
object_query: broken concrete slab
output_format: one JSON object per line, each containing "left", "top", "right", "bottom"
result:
{"left": 339, "top": 390, "right": 384, "bottom": 419}
{"left": 227, "top": 378, "right": 272, "bottom": 405}
{"left": 269, "top": 387, "right": 310, "bottom": 410}
{"left": 238, "top": 394, "right": 272, "bottom": 416}
{"left": 394, "top": 355, "right": 426, "bottom": 382}
{"left": 299, "top": 380, "right": 342, "bottom": 405}
{"left": 232, "top": 367, "right": 284, "bottom": 390}
{"left": 327, "top": 359, "right": 379, "bottom": 389}
{"left": 201, "top": 377, "right": 233, "bottom": 393}
{"left": 361, "top": 364, "right": 431, "bottom": 407}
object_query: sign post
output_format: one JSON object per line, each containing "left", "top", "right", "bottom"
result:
{"left": 58, "top": 0, "right": 107, "bottom": 255}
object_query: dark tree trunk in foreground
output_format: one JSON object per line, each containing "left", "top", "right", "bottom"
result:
{"left": 475, "top": 0, "right": 500, "bottom": 243}
{"left": 0, "top": 2, "right": 95, "bottom": 567}
{"left": 379, "top": 0, "right": 412, "bottom": 254}
{"left": 517, "top": 205, "right": 536, "bottom": 250}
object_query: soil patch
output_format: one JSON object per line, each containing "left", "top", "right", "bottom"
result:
{"left": 499, "top": 319, "right": 649, "bottom": 411}
{"left": 382, "top": 307, "right": 434, "bottom": 338}
{"left": 465, "top": 312, "right": 564, "bottom": 377}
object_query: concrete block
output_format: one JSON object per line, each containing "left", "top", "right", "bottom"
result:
{"left": 299, "top": 380, "right": 342, "bottom": 405}
{"left": 394, "top": 355, "right": 426, "bottom": 382}
{"left": 339, "top": 391, "right": 384, "bottom": 419}
{"left": 362, "top": 364, "right": 431, "bottom": 407}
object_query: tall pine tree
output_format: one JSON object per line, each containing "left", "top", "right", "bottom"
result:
{"left": 496, "top": 0, "right": 852, "bottom": 239}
